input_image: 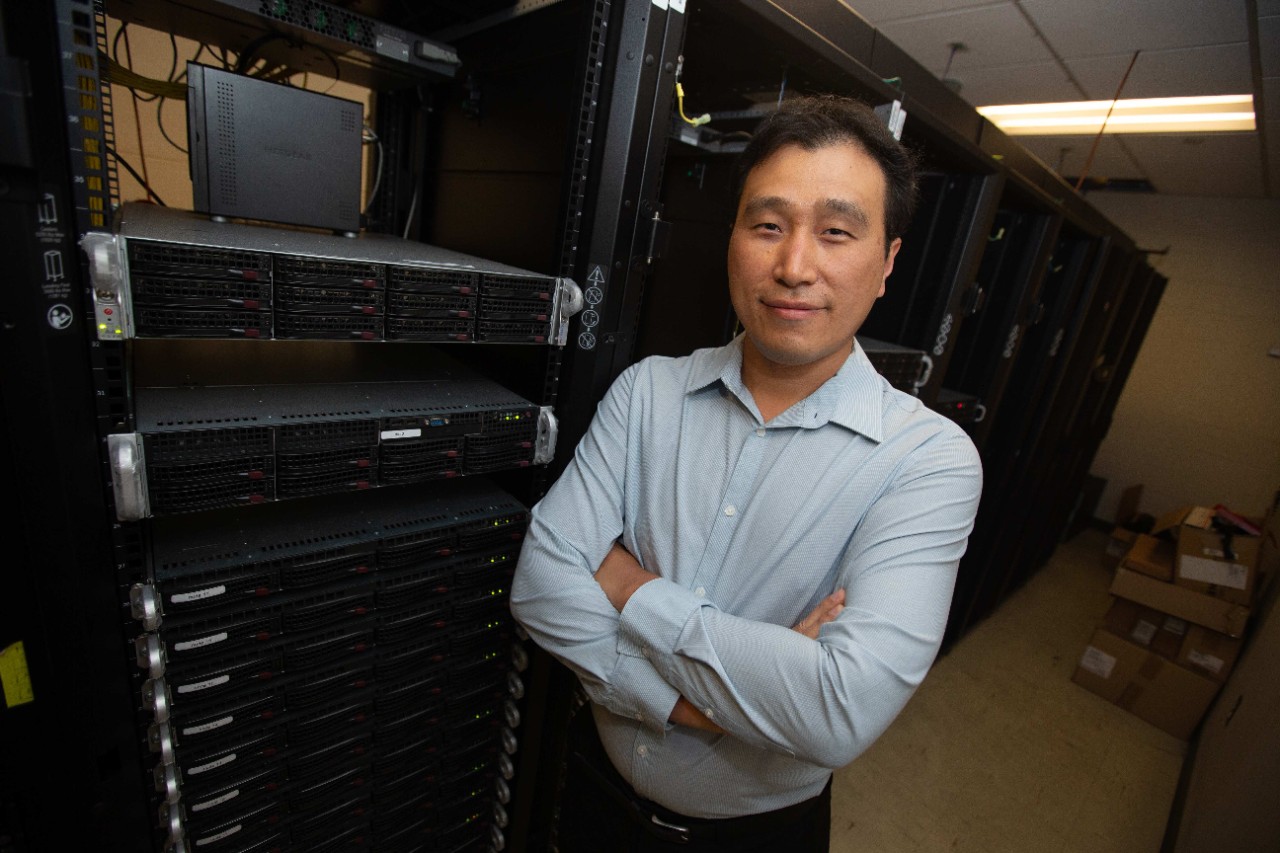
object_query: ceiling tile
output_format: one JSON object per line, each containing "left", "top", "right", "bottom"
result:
{"left": 949, "top": 61, "right": 1080, "bottom": 107}
{"left": 876, "top": 6, "right": 1053, "bottom": 73}
{"left": 1261, "top": 15, "right": 1280, "bottom": 78}
{"left": 1018, "top": 0, "right": 1249, "bottom": 57}
{"left": 1065, "top": 43, "right": 1253, "bottom": 100}
{"left": 1264, "top": 78, "right": 1280, "bottom": 120}
{"left": 1015, "top": 135, "right": 1143, "bottom": 181}
{"left": 839, "top": 0, "right": 1013, "bottom": 25}
{"left": 1120, "top": 133, "right": 1264, "bottom": 196}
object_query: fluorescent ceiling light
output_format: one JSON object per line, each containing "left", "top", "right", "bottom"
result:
{"left": 977, "top": 94, "right": 1255, "bottom": 135}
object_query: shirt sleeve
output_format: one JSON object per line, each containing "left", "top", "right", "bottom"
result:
{"left": 615, "top": 426, "right": 982, "bottom": 768}
{"left": 509, "top": 364, "right": 680, "bottom": 731}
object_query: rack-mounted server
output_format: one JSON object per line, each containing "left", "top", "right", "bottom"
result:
{"left": 82, "top": 203, "right": 583, "bottom": 345}
{"left": 108, "top": 377, "right": 555, "bottom": 520}
{"left": 132, "top": 481, "right": 527, "bottom": 853}
{"left": 857, "top": 336, "right": 932, "bottom": 395}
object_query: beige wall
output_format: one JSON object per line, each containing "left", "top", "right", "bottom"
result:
{"left": 1086, "top": 192, "right": 1280, "bottom": 522}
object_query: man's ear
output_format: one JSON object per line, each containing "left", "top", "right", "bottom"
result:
{"left": 879, "top": 237, "right": 903, "bottom": 297}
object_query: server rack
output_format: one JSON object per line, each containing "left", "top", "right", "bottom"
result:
{"left": 947, "top": 222, "right": 1110, "bottom": 644}
{"left": 973, "top": 244, "right": 1143, "bottom": 617}
{"left": 936, "top": 177, "right": 1062, "bottom": 449}
{"left": 1, "top": 1, "right": 691, "bottom": 851}
{"left": 858, "top": 169, "right": 1004, "bottom": 406}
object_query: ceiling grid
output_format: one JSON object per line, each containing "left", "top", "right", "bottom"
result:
{"left": 848, "top": 0, "right": 1271, "bottom": 197}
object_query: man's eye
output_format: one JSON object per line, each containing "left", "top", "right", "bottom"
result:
{"left": 824, "top": 228, "right": 852, "bottom": 238}
{"left": 755, "top": 222, "right": 782, "bottom": 232}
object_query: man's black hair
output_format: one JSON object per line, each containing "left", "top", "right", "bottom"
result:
{"left": 730, "top": 94, "right": 919, "bottom": 251}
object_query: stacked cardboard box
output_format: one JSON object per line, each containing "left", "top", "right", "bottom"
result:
{"left": 1073, "top": 505, "right": 1263, "bottom": 738}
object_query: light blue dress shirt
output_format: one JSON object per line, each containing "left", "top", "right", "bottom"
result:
{"left": 510, "top": 336, "right": 982, "bottom": 818}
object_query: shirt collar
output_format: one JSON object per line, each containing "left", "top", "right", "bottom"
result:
{"left": 687, "top": 336, "right": 885, "bottom": 442}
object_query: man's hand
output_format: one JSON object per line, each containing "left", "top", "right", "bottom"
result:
{"left": 792, "top": 588, "right": 845, "bottom": 639}
{"left": 594, "top": 541, "right": 659, "bottom": 612}
{"left": 669, "top": 696, "right": 725, "bottom": 734}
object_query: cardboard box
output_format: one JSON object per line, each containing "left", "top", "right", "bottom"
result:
{"left": 1101, "top": 598, "right": 1242, "bottom": 683}
{"left": 1072, "top": 627, "right": 1221, "bottom": 739}
{"left": 1175, "top": 525, "right": 1260, "bottom": 605}
{"left": 1150, "top": 506, "right": 1216, "bottom": 536}
{"left": 1110, "top": 567, "right": 1250, "bottom": 638}
{"left": 1105, "top": 527, "right": 1139, "bottom": 566}
{"left": 1176, "top": 623, "right": 1243, "bottom": 682}
{"left": 1120, "top": 533, "right": 1175, "bottom": 582}
{"left": 1142, "top": 505, "right": 1261, "bottom": 606}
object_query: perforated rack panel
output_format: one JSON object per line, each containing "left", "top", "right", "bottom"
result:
{"left": 130, "top": 379, "right": 539, "bottom": 516}
{"left": 857, "top": 335, "right": 931, "bottom": 394}
{"left": 137, "top": 482, "right": 526, "bottom": 851}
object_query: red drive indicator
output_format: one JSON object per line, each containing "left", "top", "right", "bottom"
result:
{"left": 103, "top": 308, "right": 113, "bottom": 316}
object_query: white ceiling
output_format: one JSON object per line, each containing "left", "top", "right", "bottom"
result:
{"left": 845, "top": 0, "right": 1277, "bottom": 197}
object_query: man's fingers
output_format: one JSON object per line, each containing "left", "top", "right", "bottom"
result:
{"left": 792, "top": 589, "right": 846, "bottom": 638}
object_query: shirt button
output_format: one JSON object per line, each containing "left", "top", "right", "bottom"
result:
{"left": 724, "top": 505, "right": 736, "bottom": 517}
{"left": 636, "top": 712, "right": 644, "bottom": 721}
{"left": 637, "top": 745, "right": 648, "bottom": 757}
{"left": 703, "top": 708, "right": 714, "bottom": 719}
{"left": 695, "top": 587, "right": 706, "bottom": 597}
{"left": 756, "top": 428, "right": 765, "bottom": 437}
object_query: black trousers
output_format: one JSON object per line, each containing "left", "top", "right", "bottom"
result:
{"left": 556, "top": 710, "right": 832, "bottom": 853}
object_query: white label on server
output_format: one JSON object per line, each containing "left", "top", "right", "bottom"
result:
{"left": 1162, "top": 616, "right": 1188, "bottom": 636}
{"left": 381, "top": 428, "right": 422, "bottom": 440}
{"left": 1079, "top": 646, "right": 1117, "bottom": 679}
{"left": 195, "top": 824, "right": 242, "bottom": 846}
{"left": 183, "top": 715, "right": 234, "bottom": 736}
{"left": 1180, "top": 555, "right": 1249, "bottom": 590}
{"left": 1130, "top": 620, "right": 1157, "bottom": 646}
{"left": 172, "top": 585, "right": 227, "bottom": 604}
{"left": 191, "top": 788, "right": 240, "bottom": 813}
{"left": 1186, "top": 649, "right": 1225, "bottom": 675}
{"left": 174, "top": 632, "right": 229, "bottom": 652}
{"left": 188, "top": 752, "right": 237, "bottom": 776}
{"left": 177, "top": 674, "right": 231, "bottom": 694}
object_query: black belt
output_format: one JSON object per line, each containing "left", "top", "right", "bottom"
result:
{"left": 567, "top": 709, "right": 829, "bottom": 845}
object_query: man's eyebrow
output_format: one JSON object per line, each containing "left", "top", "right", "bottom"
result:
{"left": 741, "top": 195, "right": 793, "bottom": 217}
{"left": 823, "top": 197, "right": 870, "bottom": 228}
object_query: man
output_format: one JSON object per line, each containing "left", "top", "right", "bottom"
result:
{"left": 510, "top": 94, "right": 982, "bottom": 852}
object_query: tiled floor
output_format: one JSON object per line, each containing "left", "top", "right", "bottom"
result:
{"left": 830, "top": 529, "right": 1187, "bottom": 853}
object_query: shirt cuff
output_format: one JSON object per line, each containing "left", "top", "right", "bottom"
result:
{"left": 616, "top": 577, "right": 708, "bottom": 672}
{"left": 601, "top": 653, "right": 681, "bottom": 733}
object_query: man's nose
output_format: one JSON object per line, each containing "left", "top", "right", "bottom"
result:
{"left": 773, "top": 233, "right": 817, "bottom": 288}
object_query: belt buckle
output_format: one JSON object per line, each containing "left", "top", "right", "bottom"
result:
{"left": 649, "top": 814, "right": 691, "bottom": 844}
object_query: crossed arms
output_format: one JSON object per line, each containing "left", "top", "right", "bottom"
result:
{"left": 594, "top": 541, "right": 846, "bottom": 734}
{"left": 510, "top": 360, "right": 982, "bottom": 768}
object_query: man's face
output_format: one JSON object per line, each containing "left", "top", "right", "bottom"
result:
{"left": 727, "top": 141, "right": 901, "bottom": 376}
